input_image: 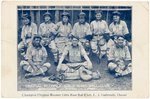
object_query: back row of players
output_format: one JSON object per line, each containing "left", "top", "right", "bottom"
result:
{"left": 19, "top": 11, "right": 132, "bottom": 80}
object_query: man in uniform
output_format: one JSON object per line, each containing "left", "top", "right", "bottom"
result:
{"left": 55, "top": 12, "right": 72, "bottom": 62}
{"left": 18, "top": 14, "right": 37, "bottom": 57}
{"left": 90, "top": 11, "right": 110, "bottom": 60}
{"left": 20, "top": 35, "right": 51, "bottom": 78}
{"left": 71, "top": 12, "right": 92, "bottom": 55}
{"left": 56, "top": 36, "right": 101, "bottom": 81}
{"left": 38, "top": 12, "right": 58, "bottom": 64}
{"left": 108, "top": 11, "right": 131, "bottom": 48}
{"left": 107, "top": 36, "right": 132, "bottom": 77}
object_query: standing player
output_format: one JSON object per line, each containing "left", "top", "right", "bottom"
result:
{"left": 71, "top": 12, "right": 92, "bottom": 55}
{"left": 90, "top": 11, "right": 110, "bottom": 60}
{"left": 38, "top": 12, "right": 58, "bottom": 64}
{"left": 55, "top": 12, "right": 72, "bottom": 63}
{"left": 108, "top": 11, "right": 131, "bottom": 48}
{"left": 18, "top": 14, "right": 37, "bottom": 57}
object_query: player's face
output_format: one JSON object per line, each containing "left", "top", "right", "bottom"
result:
{"left": 79, "top": 18, "right": 85, "bottom": 24}
{"left": 44, "top": 15, "right": 51, "bottom": 22}
{"left": 95, "top": 13, "right": 102, "bottom": 20}
{"left": 72, "top": 38, "right": 79, "bottom": 47}
{"left": 62, "top": 16, "right": 69, "bottom": 23}
{"left": 113, "top": 15, "right": 120, "bottom": 23}
{"left": 23, "top": 18, "right": 30, "bottom": 25}
{"left": 117, "top": 37, "right": 124, "bottom": 46}
{"left": 34, "top": 38, "right": 41, "bottom": 47}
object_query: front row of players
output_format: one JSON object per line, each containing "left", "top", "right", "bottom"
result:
{"left": 19, "top": 10, "right": 132, "bottom": 82}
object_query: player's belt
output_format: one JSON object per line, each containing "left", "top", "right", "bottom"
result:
{"left": 55, "top": 36, "right": 69, "bottom": 43}
{"left": 79, "top": 39, "right": 86, "bottom": 43}
{"left": 93, "top": 34, "right": 104, "bottom": 41}
{"left": 25, "top": 36, "right": 32, "bottom": 39}
{"left": 57, "top": 35, "right": 67, "bottom": 37}
{"left": 56, "top": 36, "right": 67, "bottom": 39}
{"left": 93, "top": 34, "right": 104, "bottom": 36}
{"left": 32, "top": 61, "right": 42, "bottom": 64}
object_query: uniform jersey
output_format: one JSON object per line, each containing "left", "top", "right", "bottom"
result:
{"left": 107, "top": 45, "right": 131, "bottom": 61}
{"left": 90, "top": 20, "right": 110, "bottom": 35}
{"left": 71, "top": 22, "right": 92, "bottom": 39}
{"left": 26, "top": 45, "right": 48, "bottom": 62}
{"left": 21, "top": 22, "right": 37, "bottom": 40}
{"left": 38, "top": 22, "right": 57, "bottom": 37}
{"left": 62, "top": 44, "right": 87, "bottom": 63}
{"left": 109, "top": 20, "right": 129, "bottom": 36}
{"left": 56, "top": 21, "right": 72, "bottom": 37}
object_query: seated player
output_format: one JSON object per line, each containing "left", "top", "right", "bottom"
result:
{"left": 107, "top": 36, "right": 132, "bottom": 77}
{"left": 55, "top": 36, "right": 101, "bottom": 81}
{"left": 20, "top": 35, "right": 51, "bottom": 78}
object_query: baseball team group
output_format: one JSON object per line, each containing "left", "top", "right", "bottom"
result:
{"left": 18, "top": 10, "right": 132, "bottom": 82}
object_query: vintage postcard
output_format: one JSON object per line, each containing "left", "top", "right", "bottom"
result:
{"left": 1, "top": 1, "right": 149, "bottom": 98}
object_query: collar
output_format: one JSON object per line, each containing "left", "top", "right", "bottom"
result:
{"left": 25, "top": 22, "right": 31, "bottom": 27}
{"left": 79, "top": 22, "right": 86, "bottom": 25}
{"left": 33, "top": 44, "right": 42, "bottom": 50}
{"left": 45, "top": 21, "right": 51, "bottom": 24}
{"left": 62, "top": 21, "right": 69, "bottom": 25}
{"left": 71, "top": 44, "right": 79, "bottom": 48}
{"left": 96, "top": 19, "right": 102, "bottom": 22}
{"left": 116, "top": 44, "right": 124, "bottom": 49}
{"left": 114, "top": 20, "right": 121, "bottom": 25}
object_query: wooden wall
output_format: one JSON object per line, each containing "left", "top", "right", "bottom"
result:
{"left": 17, "top": 6, "right": 132, "bottom": 42}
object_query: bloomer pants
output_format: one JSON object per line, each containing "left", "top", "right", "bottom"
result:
{"left": 41, "top": 38, "right": 58, "bottom": 62}
{"left": 20, "top": 60, "right": 51, "bottom": 75}
{"left": 108, "top": 62, "right": 132, "bottom": 76}
{"left": 90, "top": 35, "right": 107, "bottom": 59}
{"left": 58, "top": 61, "right": 94, "bottom": 80}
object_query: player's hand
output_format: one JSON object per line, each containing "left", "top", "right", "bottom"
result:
{"left": 32, "top": 65, "right": 39, "bottom": 72}
{"left": 27, "top": 33, "right": 32, "bottom": 37}
{"left": 24, "top": 42, "right": 27, "bottom": 46}
{"left": 56, "top": 65, "right": 61, "bottom": 72}
{"left": 57, "top": 33, "right": 61, "bottom": 37}
{"left": 68, "top": 33, "right": 72, "bottom": 38}
{"left": 115, "top": 58, "right": 120, "bottom": 62}
{"left": 87, "top": 62, "right": 92, "bottom": 69}
{"left": 127, "top": 41, "right": 132, "bottom": 47}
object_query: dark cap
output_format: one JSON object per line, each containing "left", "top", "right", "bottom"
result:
{"left": 43, "top": 12, "right": 52, "bottom": 18}
{"left": 114, "top": 35, "right": 124, "bottom": 39}
{"left": 95, "top": 10, "right": 103, "bottom": 15}
{"left": 33, "top": 34, "right": 42, "bottom": 40}
{"left": 22, "top": 13, "right": 31, "bottom": 20}
{"left": 61, "top": 12, "right": 70, "bottom": 18}
{"left": 78, "top": 12, "right": 86, "bottom": 19}
{"left": 112, "top": 11, "right": 121, "bottom": 16}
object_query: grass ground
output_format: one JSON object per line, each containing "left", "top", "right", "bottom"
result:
{"left": 18, "top": 49, "right": 132, "bottom": 91}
